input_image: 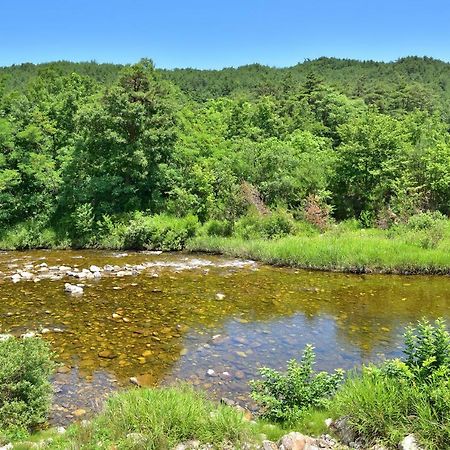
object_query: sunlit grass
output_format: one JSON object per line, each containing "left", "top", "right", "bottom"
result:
{"left": 188, "top": 228, "right": 450, "bottom": 274}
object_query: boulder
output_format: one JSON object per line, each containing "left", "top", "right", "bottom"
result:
{"left": 329, "top": 416, "right": 357, "bottom": 446}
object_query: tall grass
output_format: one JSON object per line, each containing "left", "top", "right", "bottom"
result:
{"left": 188, "top": 228, "right": 450, "bottom": 274}
{"left": 52, "top": 385, "right": 256, "bottom": 449}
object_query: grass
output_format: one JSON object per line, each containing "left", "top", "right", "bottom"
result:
{"left": 5, "top": 386, "right": 328, "bottom": 449}
{"left": 329, "top": 369, "right": 450, "bottom": 449}
{"left": 39, "top": 385, "right": 263, "bottom": 449}
{"left": 188, "top": 226, "right": 450, "bottom": 274}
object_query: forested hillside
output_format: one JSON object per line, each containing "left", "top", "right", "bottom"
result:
{"left": 0, "top": 56, "right": 450, "bottom": 248}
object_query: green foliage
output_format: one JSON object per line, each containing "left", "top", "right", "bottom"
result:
{"left": 1, "top": 57, "right": 450, "bottom": 249}
{"left": 203, "top": 219, "right": 234, "bottom": 237}
{"left": 0, "top": 337, "right": 54, "bottom": 434}
{"left": 331, "top": 319, "right": 450, "bottom": 449}
{"left": 122, "top": 213, "right": 199, "bottom": 250}
{"left": 389, "top": 211, "right": 447, "bottom": 249}
{"left": 403, "top": 318, "right": 450, "bottom": 382}
{"left": 250, "top": 345, "right": 344, "bottom": 423}
{"left": 0, "top": 220, "right": 58, "bottom": 250}
{"left": 55, "top": 385, "right": 254, "bottom": 449}
{"left": 234, "top": 210, "right": 295, "bottom": 240}
{"left": 70, "top": 203, "right": 95, "bottom": 246}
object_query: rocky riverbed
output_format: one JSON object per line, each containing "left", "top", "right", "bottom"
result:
{"left": 0, "top": 250, "right": 449, "bottom": 426}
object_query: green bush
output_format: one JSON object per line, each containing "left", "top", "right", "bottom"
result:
{"left": 331, "top": 319, "right": 450, "bottom": 449}
{"left": 388, "top": 211, "right": 447, "bottom": 249}
{"left": 0, "top": 337, "right": 54, "bottom": 434}
{"left": 234, "top": 210, "right": 295, "bottom": 240}
{"left": 0, "top": 220, "right": 58, "bottom": 250}
{"left": 403, "top": 318, "right": 450, "bottom": 382}
{"left": 250, "top": 345, "right": 344, "bottom": 423}
{"left": 203, "top": 219, "right": 234, "bottom": 237}
{"left": 122, "top": 213, "right": 199, "bottom": 250}
{"left": 70, "top": 203, "right": 95, "bottom": 246}
{"left": 59, "top": 385, "right": 253, "bottom": 449}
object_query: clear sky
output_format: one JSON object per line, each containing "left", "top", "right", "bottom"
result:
{"left": 2, "top": 0, "right": 450, "bottom": 69}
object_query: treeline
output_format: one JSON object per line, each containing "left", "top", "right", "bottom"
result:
{"left": 0, "top": 57, "right": 449, "bottom": 247}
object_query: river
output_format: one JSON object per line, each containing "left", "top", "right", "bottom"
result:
{"left": 0, "top": 250, "right": 448, "bottom": 424}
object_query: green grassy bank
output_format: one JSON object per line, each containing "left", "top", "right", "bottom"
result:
{"left": 188, "top": 228, "right": 450, "bottom": 275}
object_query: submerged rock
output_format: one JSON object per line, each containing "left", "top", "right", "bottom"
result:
{"left": 11, "top": 273, "right": 21, "bottom": 283}
{"left": 64, "top": 283, "right": 84, "bottom": 295}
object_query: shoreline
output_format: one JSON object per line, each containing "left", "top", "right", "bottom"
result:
{"left": 186, "top": 236, "right": 450, "bottom": 276}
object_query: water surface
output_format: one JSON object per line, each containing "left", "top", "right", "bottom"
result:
{"left": 0, "top": 250, "right": 448, "bottom": 424}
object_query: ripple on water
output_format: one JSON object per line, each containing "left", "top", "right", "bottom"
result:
{"left": 0, "top": 249, "right": 449, "bottom": 424}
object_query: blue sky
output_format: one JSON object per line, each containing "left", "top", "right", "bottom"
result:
{"left": 1, "top": 0, "right": 450, "bottom": 68}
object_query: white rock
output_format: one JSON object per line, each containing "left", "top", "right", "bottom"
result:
{"left": 215, "top": 293, "right": 226, "bottom": 300}
{"left": 22, "top": 331, "right": 36, "bottom": 339}
{"left": 18, "top": 271, "right": 34, "bottom": 280}
{"left": 206, "top": 369, "right": 215, "bottom": 377}
{"left": 325, "top": 418, "right": 333, "bottom": 428}
{"left": 11, "top": 273, "right": 21, "bottom": 283}
{"left": 64, "top": 283, "right": 84, "bottom": 295}
{"left": 0, "top": 443, "right": 13, "bottom": 450}
{"left": 92, "top": 271, "right": 102, "bottom": 278}
{"left": 0, "top": 334, "right": 12, "bottom": 342}
{"left": 116, "top": 270, "right": 133, "bottom": 277}
{"left": 89, "top": 265, "right": 102, "bottom": 273}
{"left": 400, "top": 434, "right": 422, "bottom": 450}
{"left": 59, "top": 265, "right": 72, "bottom": 272}
{"left": 56, "top": 426, "right": 66, "bottom": 434}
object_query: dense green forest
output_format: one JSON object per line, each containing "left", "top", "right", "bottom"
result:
{"left": 1, "top": 56, "right": 450, "bottom": 248}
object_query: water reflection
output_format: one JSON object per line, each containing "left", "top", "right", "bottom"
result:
{"left": 0, "top": 250, "right": 448, "bottom": 424}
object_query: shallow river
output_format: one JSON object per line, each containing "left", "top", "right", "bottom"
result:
{"left": 0, "top": 250, "right": 449, "bottom": 425}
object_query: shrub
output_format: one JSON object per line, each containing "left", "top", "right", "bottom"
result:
{"left": 331, "top": 319, "right": 450, "bottom": 449}
{"left": 403, "top": 318, "right": 450, "bottom": 382}
{"left": 234, "top": 209, "right": 295, "bottom": 240}
{"left": 0, "top": 220, "right": 58, "bottom": 250}
{"left": 70, "top": 203, "right": 95, "bottom": 246}
{"left": 203, "top": 219, "right": 234, "bottom": 237}
{"left": 301, "top": 195, "right": 332, "bottom": 232}
{"left": 388, "top": 211, "right": 446, "bottom": 249}
{"left": 250, "top": 345, "right": 344, "bottom": 423}
{"left": 122, "top": 214, "right": 199, "bottom": 250}
{"left": 0, "top": 337, "right": 54, "bottom": 433}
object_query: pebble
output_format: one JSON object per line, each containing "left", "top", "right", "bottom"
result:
{"left": 73, "top": 408, "right": 86, "bottom": 417}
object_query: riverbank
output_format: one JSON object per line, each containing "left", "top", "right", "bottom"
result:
{"left": 187, "top": 230, "right": 450, "bottom": 275}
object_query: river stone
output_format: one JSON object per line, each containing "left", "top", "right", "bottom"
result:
{"left": 399, "top": 435, "right": 423, "bottom": 450}
{"left": 64, "top": 283, "right": 83, "bottom": 295}
{"left": 98, "top": 350, "right": 117, "bottom": 359}
{"left": 279, "top": 432, "right": 307, "bottom": 450}
{"left": 330, "top": 416, "right": 357, "bottom": 445}
{"left": 73, "top": 408, "right": 86, "bottom": 417}
{"left": 11, "top": 273, "right": 21, "bottom": 283}
{"left": 262, "top": 441, "right": 278, "bottom": 450}
{"left": 129, "top": 373, "right": 155, "bottom": 387}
